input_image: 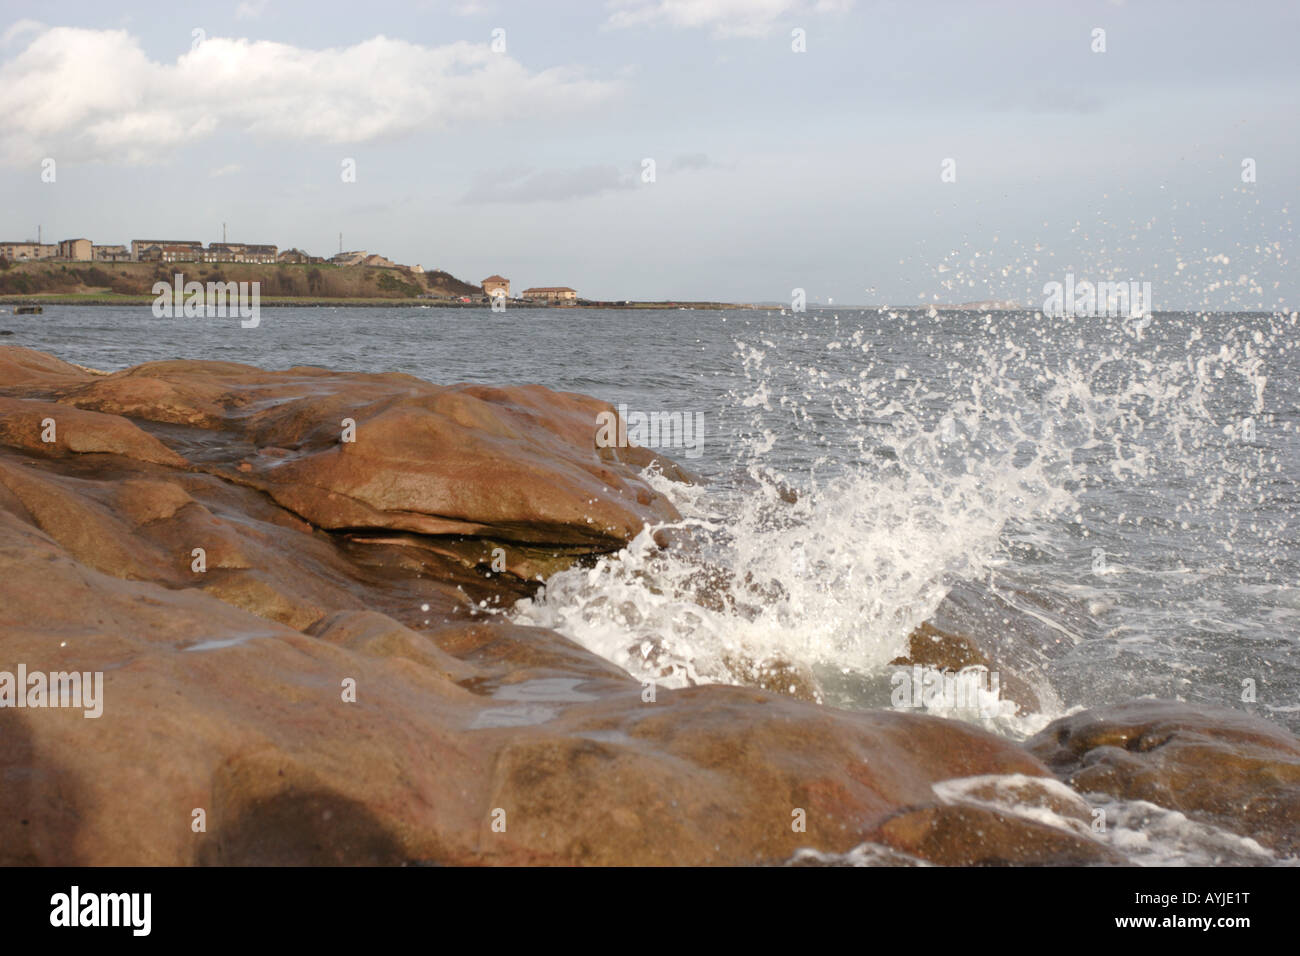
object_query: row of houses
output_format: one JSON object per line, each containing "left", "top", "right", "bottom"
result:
{"left": 481, "top": 276, "right": 578, "bottom": 302}
{"left": 0, "top": 237, "right": 410, "bottom": 268}
{"left": 0, "top": 239, "right": 129, "bottom": 262}
{"left": 128, "top": 240, "right": 280, "bottom": 264}
{"left": 125, "top": 241, "right": 425, "bottom": 268}
{"left": 0, "top": 238, "right": 283, "bottom": 264}
{"left": 2, "top": 237, "right": 576, "bottom": 302}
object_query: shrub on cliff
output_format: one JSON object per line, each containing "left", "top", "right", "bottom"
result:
{"left": 377, "top": 272, "right": 421, "bottom": 297}
{"left": 75, "top": 267, "right": 116, "bottom": 288}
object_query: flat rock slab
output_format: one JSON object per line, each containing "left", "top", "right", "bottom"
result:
{"left": 1028, "top": 699, "right": 1300, "bottom": 856}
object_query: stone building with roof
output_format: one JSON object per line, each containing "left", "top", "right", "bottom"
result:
{"left": 0, "top": 241, "right": 57, "bottom": 260}
{"left": 131, "top": 239, "right": 203, "bottom": 261}
{"left": 205, "top": 243, "right": 278, "bottom": 264}
{"left": 521, "top": 286, "right": 577, "bottom": 302}
{"left": 93, "top": 244, "right": 130, "bottom": 262}
{"left": 57, "top": 238, "right": 93, "bottom": 261}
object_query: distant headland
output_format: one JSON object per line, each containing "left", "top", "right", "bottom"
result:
{"left": 0, "top": 233, "right": 760, "bottom": 309}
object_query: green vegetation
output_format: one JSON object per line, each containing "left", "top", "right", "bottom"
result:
{"left": 377, "top": 272, "right": 422, "bottom": 297}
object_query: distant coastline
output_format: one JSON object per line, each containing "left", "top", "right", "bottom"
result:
{"left": 0, "top": 295, "right": 765, "bottom": 310}
{"left": 0, "top": 260, "right": 763, "bottom": 310}
{"left": 0, "top": 261, "right": 1041, "bottom": 313}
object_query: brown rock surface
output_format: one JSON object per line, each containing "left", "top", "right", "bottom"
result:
{"left": 890, "top": 620, "right": 1043, "bottom": 716}
{"left": 0, "top": 489, "right": 1071, "bottom": 864}
{"left": 1027, "top": 699, "right": 1300, "bottom": 856}
{"left": 3, "top": 345, "right": 1295, "bottom": 867}
{"left": 874, "top": 805, "right": 1123, "bottom": 866}
{"left": 56, "top": 356, "right": 686, "bottom": 549}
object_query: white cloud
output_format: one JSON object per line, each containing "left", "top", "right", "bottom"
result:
{"left": 605, "top": 0, "right": 853, "bottom": 37}
{"left": 0, "top": 26, "right": 616, "bottom": 165}
{"left": 209, "top": 163, "right": 242, "bottom": 177}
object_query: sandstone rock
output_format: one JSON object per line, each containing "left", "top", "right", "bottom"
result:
{"left": 872, "top": 804, "right": 1126, "bottom": 866}
{"left": 0, "top": 396, "right": 186, "bottom": 467}
{"left": 1, "top": 347, "right": 1112, "bottom": 866}
{"left": 1027, "top": 699, "right": 1300, "bottom": 857}
{"left": 471, "top": 688, "right": 1059, "bottom": 865}
{"left": 48, "top": 360, "right": 682, "bottom": 549}
{"left": 10, "top": 346, "right": 1277, "bottom": 868}
{"left": 0, "top": 346, "right": 92, "bottom": 389}
{"left": 890, "top": 620, "right": 1042, "bottom": 716}
{"left": 0, "top": 514, "right": 1082, "bottom": 865}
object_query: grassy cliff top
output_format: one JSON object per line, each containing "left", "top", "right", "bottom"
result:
{"left": 0, "top": 259, "right": 482, "bottom": 301}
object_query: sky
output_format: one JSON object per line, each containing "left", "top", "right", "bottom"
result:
{"left": 0, "top": 0, "right": 1297, "bottom": 308}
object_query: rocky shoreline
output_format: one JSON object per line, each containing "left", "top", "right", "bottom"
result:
{"left": 0, "top": 345, "right": 1295, "bottom": 865}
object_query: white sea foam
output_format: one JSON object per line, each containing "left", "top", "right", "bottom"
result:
{"left": 783, "top": 775, "right": 1291, "bottom": 867}
{"left": 512, "top": 310, "right": 1297, "bottom": 737}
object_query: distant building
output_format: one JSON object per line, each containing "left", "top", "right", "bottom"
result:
{"left": 522, "top": 286, "right": 577, "bottom": 302}
{"left": 362, "top": 254, "right": 398, "bottom": 268}
{"left": 138, "top": 242, "right": 204, "bottom": 263}
{"left": 329, "top": 250, "right": 367, "bottom": 266}
{"left": 131, "top": 239, "right": 202, "bottom": 261}
{"left": 93, "top": 244, "right": 130, "bottom": 262}
{"left": 277, "top": 248, "right": 310, "bottom": 264}
{"left": 205, "top": 243, "right": 277, "bottom": 264}
{"left": 482, "top": 275, "right": 510, "bottom": 298}
{"left": 160, "top": 244, "right": 203, "bottom": 262}
{"left": 57, "top": 238, "right": 93, "bottom": 261}
{"left": 0, "top": 241, "right": 57, "bottom": 260}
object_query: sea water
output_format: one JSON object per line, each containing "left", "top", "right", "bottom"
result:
{"left": 13, "top": 305, "right": 1299, "bottom": 743}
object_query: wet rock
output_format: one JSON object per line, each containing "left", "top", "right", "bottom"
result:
{"left": 873, "top": 804, "right": 1126, "bottom": 866}
{"left": 0, "top": 510, "right": 1080, "bottom": 864}
{"left": 721, "top": 652, "right": 823, "bottom": 703}
{"left": 0, "top": 346, "right": 93, "bottom": 388}
{"left": 474, "top": 689, "right": 1057, "bottom": 865}
{"left": 859, "top": 771, "right": 1128, "bottom": 866}
{"left": 1027, "top": 700, "right": 1300, "bottom": 857}
{"left": 0, "top": 347, "right": 1180, "bottom": 866}
{"left": 890, "top": 620, "right": 1042, "bottom": 716}
{"left": 307, "top": 610, "right": 479, "bottom": 684}
{"left": 47, "top": 361, "right": 681, "bottom": 548}
{"left": 0, "top": 396, "right": 187, "bottom": 466}
{"left": 908, "top": 578, "right": 1085, "bottom": 712}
